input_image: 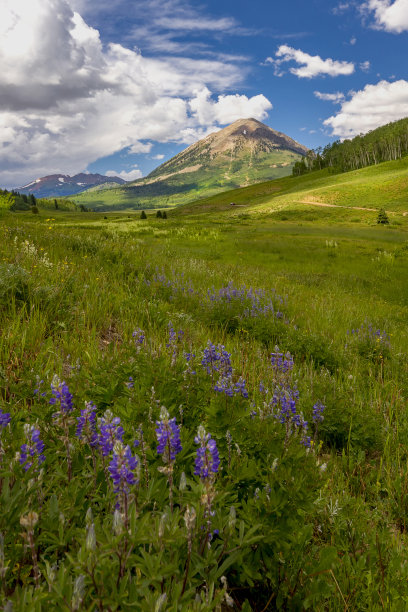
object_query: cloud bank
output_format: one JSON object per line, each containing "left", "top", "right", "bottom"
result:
{"left": 324, "top": 79, "right": 408, "bottom": 138}
{"left": 0, "top": 0, "right": 271, "bottom": 187}
{"left": 362, "top": 0, "right": 408, "bottom": 33}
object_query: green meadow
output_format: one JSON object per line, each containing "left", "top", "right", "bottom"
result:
{"left": 1, "top": 165, "right": 408, "bottom": 609}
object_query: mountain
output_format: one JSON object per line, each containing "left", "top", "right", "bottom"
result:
{"left": 73, "top": 118, "right": 309, "bottom": 210}
{"left": 17, "top": 173, "right": 126, "bottom": 198}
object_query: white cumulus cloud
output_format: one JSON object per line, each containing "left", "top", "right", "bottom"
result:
{"left": 106, "top": 168, "right": 143, "bottom": 181}
{"left": 314, "top": 91, "right": 345, "bottom": 103}
{"left": 324, "top": 79, "right": 408, "bottom": 138}
{"left": 362, "top": 0, "right": 408, "bottom": 33}
{"left": 0, "top": 0, "right": 272, "bottom": 188}
{"left": 266, "top": 45, "right": 355, "bottom": 78}
{"left": 189, "top": 87, "right": 272, "bottom": 125}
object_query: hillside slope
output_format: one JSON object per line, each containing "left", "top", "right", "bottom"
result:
{"left": 73, "top": 118, "right": 308, "bottom": 211}
{"left": 175, "top": 155, "right": 408, "bottom": 217}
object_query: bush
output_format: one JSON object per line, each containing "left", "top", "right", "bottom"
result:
{"left": 140, "top": 210, "right": 147, "bottom": 219}
{"left": 377, "top": 208, "right": 389, "bottom": 224}
{"left": 31, "top": 206, "right": 39, "bottom": 214}
{"left": 156, "top": 210, "right": 163, "bottom": 218}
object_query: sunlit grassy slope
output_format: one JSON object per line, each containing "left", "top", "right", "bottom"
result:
{"left": 176, "top": 156, "right": 408, "bottom": 217}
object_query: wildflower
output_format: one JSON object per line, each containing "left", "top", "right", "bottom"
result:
{"left": 194, "top": 425, "right": 220, "bottom": 480}
{"left": 50, "top": 377, "right": 74, "bottom": 416}
{"left": 0, "top": 409, "right": 11, "bottom": 429}
{"left": 201, "top": 341, "right": 232, "bottom": 377}
{"left": 132, "top": 328, "right": 145, "bottom": 346}
{"left": 19, "top": 424, "right": 45, "bottom": 472}
{"left": 98, "top": 410, "right": 124, "bottom": 456}
{"left": 108, "top": 441, "right": 139, "bottom": 497}
{"left": 126, "top": 376, "right": 134, "bottom": 389}
{"left": 233, "top": 376, "right": 249, "bottom": 399}
{"left": 312, "top": 401, "right": 325, "bottom": 424}
{"left": 76, "top": 401, "right": 98, "bottom": 447}
{"left": 270, "top": 350, "right": 294, "bottom": 374}
{"left": 155, "top": 407, "right": 182, "bottom": 462}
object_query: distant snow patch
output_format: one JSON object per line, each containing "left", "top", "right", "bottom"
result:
{"left": 58, "top": 177, "right": 65, "bottom": 182}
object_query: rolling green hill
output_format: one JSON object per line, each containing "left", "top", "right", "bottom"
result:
{"left": 72, "top": 118, "right": 307, "bottom": 211}
{"left": 175, "top": 155, "right": 408, "bottom": 218}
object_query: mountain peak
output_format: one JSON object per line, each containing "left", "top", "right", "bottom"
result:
{"left": 17, "top": 172, "right": 126, "bottom": 198}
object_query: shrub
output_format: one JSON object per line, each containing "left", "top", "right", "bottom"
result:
{"left": 377, "top": 208, "right": 389, "bottom": 224}
{"left": 140, "top": 210, "right": 147, "bottom": 219}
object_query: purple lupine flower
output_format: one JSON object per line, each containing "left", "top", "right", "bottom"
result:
{"left": 312, "top": 401, "right": 325, "bottom": 424}
{"left": 19, "top": 424, "right": 45, "bottom": 472}
{"left": 194, "top": 426, "right": 220, "bottom": 480}
{"left": 155, "top": 407, "right": 182, "bottom": 462}
{"left": 270, "top": 350, "right": 294, "bottom": 374}
{"left": 126, "top": 376, "right": 134, "bottom": 389}
{"left": 0, "top": 409, "right": 11, "bottom": 429}
{"left": 132, "top": 328, "right": 145, "bottom": 345}
{"left": 49, "top": 377, "right": 73, "bottom": 416}
{"left": 76, "top": 401, "right": 98, "bottom": 447}
{"left": 234, "top": 377, "right": 249, "bottom": 399}
{"left": 201, "top": 341, "right": 232, "bottom": 377}
{"left": 214, "top": 374, "right": 235, "bottom": 397}
{"left": 98, "top": 410, "right": 124, "bottom": 456}
{"left": 108, "top": 442, "right": 139, "bottom": 496}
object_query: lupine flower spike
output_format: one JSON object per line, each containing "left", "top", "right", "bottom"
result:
{"left": 50, "top": 376, "right": 74, "bottom": 481}
{"left": 108, "top": 441, "right": 139, "bottom": 522}
{"left": 19, "top": 424, "right": 45, "bottom": 473}
{"left": 195, "top": 425, "right": 219, "bottom": 551}
{"left": 0, "top": 409, "right": 11, "bottom": 463}
{"left": 156, "top": 407, "right": 182, "bottom": 511}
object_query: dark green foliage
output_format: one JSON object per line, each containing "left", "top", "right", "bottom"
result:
{"left": 54, "top": 199, "right": 59, "bottom": 209}
{"left": 162, "top": 210, "right": 167, "bottom": 219}
{"left": 294, "top": 116, "right": 408, "bottom": 176}
{"left": 29, "top": 193, "right": 37, "bottom": 206}
{"left": 377, "top": 207, "right": 390, "bottom": 224}
{"left": 31, "top": 205, "right": 39, "bottom": 214}
{"left": 79, "top": 204, "right": 88, "bottom": 212}
{"left": 140, "top": 210, "right": 147, "bottom": 219}
{"left": 156, "top": 209, "right": 163, "bottom": 218}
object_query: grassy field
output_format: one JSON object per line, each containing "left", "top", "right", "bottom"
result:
{"left": 1, "top": 182, "right": 408, "bottom": 609}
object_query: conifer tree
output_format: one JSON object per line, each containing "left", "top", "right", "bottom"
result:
{"left": 140, "top": 210, "right": 147, "bottom": 219}
{"left": 377, "top": 208, "right": 389, "bottom": 225}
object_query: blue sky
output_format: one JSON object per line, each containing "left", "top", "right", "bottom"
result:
{"left": 1, "top": 0, "right": 408, "bottom": 187}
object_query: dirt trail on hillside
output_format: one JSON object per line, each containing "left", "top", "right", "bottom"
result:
{"left": 298, "top": 200, "right": 379, "bottom": 212}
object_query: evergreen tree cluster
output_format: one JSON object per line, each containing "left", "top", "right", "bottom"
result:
{"left": 293, "top": 117, "right": 408, "bottom": 177}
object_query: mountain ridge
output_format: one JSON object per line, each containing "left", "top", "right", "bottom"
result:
{"left": 17, "top": 173, "right": 126, "bottom": 198}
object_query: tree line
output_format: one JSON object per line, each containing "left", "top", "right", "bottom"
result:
{"left": 293, "top": 117, "right": 408, "bottom": 177}
{"left": 0, "top": 189, "right": 78, "bottom": 212}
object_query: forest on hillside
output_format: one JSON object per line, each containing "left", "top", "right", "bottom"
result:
{"left": 0, "top": 189, "right": 79, "bottom": 212}
{"left": 293, "top": 117, "right": 408, "bottom": 176}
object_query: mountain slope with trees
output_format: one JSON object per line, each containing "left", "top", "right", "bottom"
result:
{"left": 293, "top": 117, "right": 408, "bottom": 176}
